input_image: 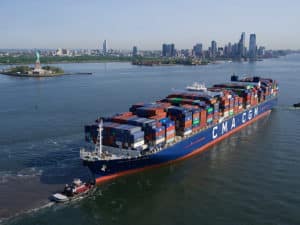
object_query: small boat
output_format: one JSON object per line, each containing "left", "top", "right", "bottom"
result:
{"left": 293, "top": 103, "right": 300, "bottom": 108}
{"left": 186, "top": 82, "right": 207, "bottom": 92}
{"left": 51, "top": 178, "right": 94, "bottom": 203}
{"left": 51, "top": 193, "right": 69, "bottom": 203}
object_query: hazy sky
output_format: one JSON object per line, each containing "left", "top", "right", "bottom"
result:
{"left": 0, "top": 0, "right": 299, "bottom": 50}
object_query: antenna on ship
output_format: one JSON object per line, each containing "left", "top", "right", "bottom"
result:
{"left": 96, "top": 119, "right": 103, "bottom": 155}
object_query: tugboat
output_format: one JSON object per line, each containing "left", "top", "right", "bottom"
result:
{"left": 51, "top": 178, "right": 94, "bottom": 203}
{"left": 293, "top": 102, "right": 300, "bottom": 108}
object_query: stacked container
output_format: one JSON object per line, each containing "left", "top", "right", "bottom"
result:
{"left": 220, "top": 95, "right": 230, "bottom": 118}
{"left": 199, "top": 109, "right": 207, "bottom": 129}
{"left": 181, "top": 104, "right": 201, "bottom": 132}
{"left": 233, "top": 95, "right": 239, "bottom": 114}
{"left": 191, "top": 108, "right": 201, "bottom": 131}
{"left": 84, "top": 124, "right": 98, "bottom": 144}
{"left": 129, "top": 103, "right": 146, "bottom": 114}
{"left": 160, "top": 118, "right": 175, "bottom": 144}
{"left": 135, "top": 106, "right": 165, "bottom": 117}
{"left": 127, "top": 117, "right": 156, "bottom": 130}
{"left": 105, "top": 123, "right": 145, "bottom": 149}
{"left": 102, "top": 122, "right": 120, "bottom": 146}
{"left": 213, "top": 102, "right": 220, "bottom": 123}
{"left": 229, "top": 96, "right": 234, "bottom": 116}
{"left": 251, "top": 88, "right": 258, "bottom": 106}
{"left": 238, "top": 97, "right": 244, "bottom": 112}
{"left": 206, "top": 105, "right": 214, "bottom": 125}
{"left": 111, "top": 113, "right": 137, "bottom": 124}
{"left": 167, "top": 107, "right": 192, "bottom": 137}
{"left": 243, "top": 91, "right": 251, "bottom": 108}
{"left": 144, "top": 123, "right": 166, "bottom": 146}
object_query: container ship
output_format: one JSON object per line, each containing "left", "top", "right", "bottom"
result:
{"left": 80, "top": 75, "right": 278, "bottom": 183}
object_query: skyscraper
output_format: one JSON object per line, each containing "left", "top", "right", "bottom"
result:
{"left": 249, "top": 34, "right": 257, "bottom": 59}
{"left": 238, "top": 32, "right": 246, "bottom": 58}
{"left": 162, "top": 43, "right": 175, "bottom": 57}
{"left": 193, "top": 43, "right": 203, "bottom": 58}
{"left": 132, "top": 46, "right": 138, "bottom": 57}
{"left": 103, "top": 40, "right": 107, "bottom": 55}
{"left": 224, "top": 42, "right": 232, "bottom": 58}
{"left": 211, "top": 40, "right": 217, "bottom": 58}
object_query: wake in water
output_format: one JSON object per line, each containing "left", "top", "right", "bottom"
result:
{"left": 1, "top": 186, "right": 99, "bottom": 225}
{"left": 287, "top": 106, "right": 300, "bottom": 110}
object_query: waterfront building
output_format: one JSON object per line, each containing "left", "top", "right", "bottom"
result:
{"left": 103, "top": 40, "right": 107, "bottom": 55}
{"left": 224, "top": 42, "right": 232, "bottom": 58}
{"left": 217, "top": 47, "right": 224, "bottom": 57}
{"left": 211, "top": 40, "right": 217, "bottom": 58}
{"left": 56, "top": 48, "right": 63, "bottom": 56}
{"left": 249, "top": 33, "right": 257, "bottom": 59}
{"left": 231, "top": 43, "right": 239, "bottom": 58}
{"left": 180, "top": 49, "right": 192, "bottom": 58}
{"left": 55, "top": 48, "right": 70, "bottom": 56}
{"left": 238, "top": 32, "right": 246, "bottom": 58}
{"left": 193, "top": 43, "right": 203, "bottom": 58}
{"left": 162, "top": 43, "right": 175, "bottom": 57}
{"left": 257, "top": 46, "right": 265, "bottom": 57}
{"left": 132, "top": 46, "right": 138, "bottom": 57}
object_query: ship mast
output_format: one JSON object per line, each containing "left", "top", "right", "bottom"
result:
{"left": 96, "top": 119, "right": 103, "bottom": 155}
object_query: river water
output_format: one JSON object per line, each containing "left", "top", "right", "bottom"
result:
{"left": 0, "top": 55, "right": 300, "bottom": 225}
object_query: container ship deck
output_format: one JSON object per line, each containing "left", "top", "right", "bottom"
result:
{"left": 80, "top": 75, "right": 278, "bottom": 183}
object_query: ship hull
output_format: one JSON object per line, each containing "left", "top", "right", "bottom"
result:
{"left": 83, "top": 97, "right": 277, "bottom": 183}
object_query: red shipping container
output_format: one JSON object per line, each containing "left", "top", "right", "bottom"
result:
{"left": 149, "top": 114, "right": 167, "bottom": 121}
{"left": 166, "top": 133, "right": 175, "bottom": 140}
{"left": 120, "top": 112, "right": 133, "bottom": 117}
{"left": 179, "top": 120, "right": 192, "bottom": 127}
{"left": 166, "top": 126, "right": 175, "bottom": 132}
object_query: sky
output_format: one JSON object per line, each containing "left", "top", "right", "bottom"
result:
{"left": 0, "top": 0, "right": 299, "bottom": 50}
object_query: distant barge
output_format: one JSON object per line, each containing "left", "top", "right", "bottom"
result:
{"left": 293, "top": 103, "right": 300, "bottom": 108}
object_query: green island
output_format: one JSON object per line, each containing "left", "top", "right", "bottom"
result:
{"left": 132, "top": 56, "right": 210, "bottom": 66}
{"left": 0, "top": 55, "right": 132, "bottom": 65}
{"left": 0, "top": 52, "right": 67, "bottom": 77}
{"left": 3, "top": 65, "right": 65, "bottom": 77}
{"left": 0, "top": 53, "right": 211, "bottom": 66}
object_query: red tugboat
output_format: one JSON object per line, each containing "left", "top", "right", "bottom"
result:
{"left": 51, "top": 178, "right": 94, "bottom": 203}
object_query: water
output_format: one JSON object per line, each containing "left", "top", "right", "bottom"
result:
{"left": 1, "top": 55, "right": 300, "bottom": 224}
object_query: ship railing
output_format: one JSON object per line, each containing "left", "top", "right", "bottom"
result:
{"left": 80, "top": 148, "right": 101, "bottom": 161}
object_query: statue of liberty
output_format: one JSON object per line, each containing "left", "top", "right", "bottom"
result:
{"left": 36, "top": 51, "right": 40, "bottom": 62}
{"left": 35, "top": 51, "right": 41, "bottom": 70}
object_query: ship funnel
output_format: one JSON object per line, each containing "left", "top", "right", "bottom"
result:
{"left": 231, "top": 74, "right": 239, "bottom": 81}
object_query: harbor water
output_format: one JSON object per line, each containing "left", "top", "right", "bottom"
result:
{"left": 1, "top": 54, "right": 300, "bottom": 225}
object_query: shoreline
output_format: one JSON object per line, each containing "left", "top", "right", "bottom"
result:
{"left": 0, "top": 72, "right": 93, "bottom": 77}
{"left": 0, "top": 56, "right": 284, "bottom": 67}
{"left": 0, "top": 60, "right": 131, "bottom": 66}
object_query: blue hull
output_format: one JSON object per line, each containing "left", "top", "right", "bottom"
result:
{"left": 83, "top": 97, "right": 277, "bottom": 183}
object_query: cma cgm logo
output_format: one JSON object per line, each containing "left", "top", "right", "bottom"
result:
{"left": 212, "top": 107, "right": 259, "bottom": 139}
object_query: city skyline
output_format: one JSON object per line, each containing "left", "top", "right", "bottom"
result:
{"left": 0, "top": 0, "right": 300, "bottom": 50}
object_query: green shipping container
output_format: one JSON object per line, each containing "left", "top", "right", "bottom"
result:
{"left": 193, "top": 120, "right": 200, "bottom": 125}
{"left": 207, "top": 107, "right": 213, "bottom": 113}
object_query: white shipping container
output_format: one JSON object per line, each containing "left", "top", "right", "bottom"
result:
{"left": 166, "top": 138, "right": 175, "bottom": 144}
{"left": 116, "top": 141, "right": 122, "bottom": 146}
{"left": 133, "top": 140, "right": 145, "bottom": 148}
{"left": 166, "top": 130, "right": 175, "bottom": 136}
{"left": 184, "top": 129, "right": 192, "bottom": 136}
{"left": 154, "top": 138, "right": 165, "bottom": 145}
